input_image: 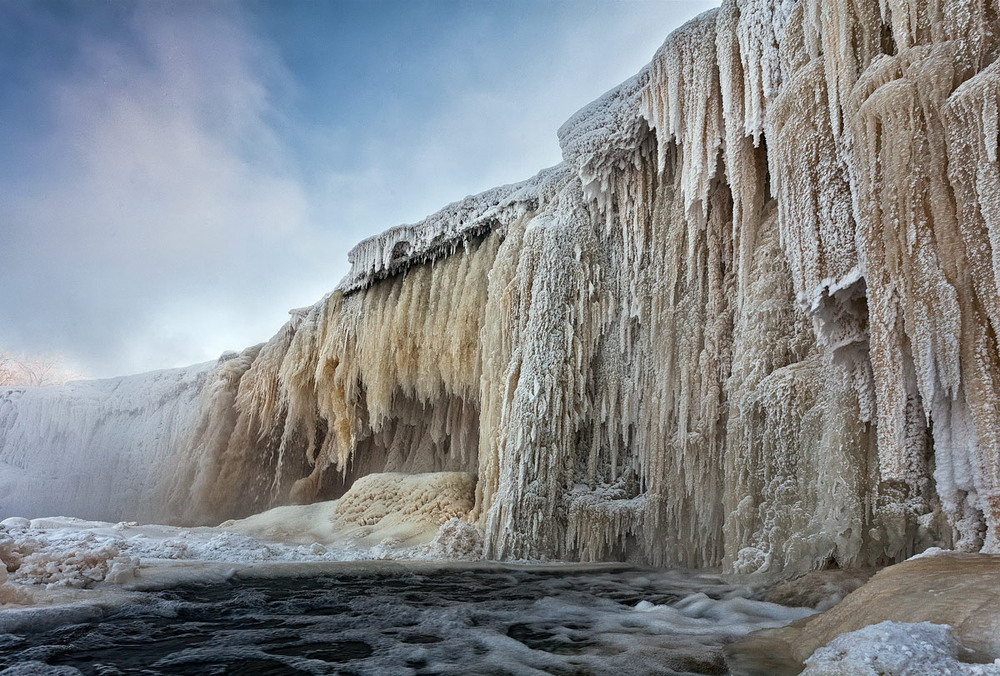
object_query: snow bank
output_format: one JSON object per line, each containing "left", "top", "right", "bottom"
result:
{"left": 332, "top": 471, "right": 476, "bottom": 547}
{"left": 220, "top": 472, "right": 479, "bottom": 555}
{"left": 802, "top": 622, "right": 1000, "bottom": 675}
{"left": 0, "top": 471, "right": 480, "bottom": 602}
{"left": 218, "top": 500, "right": 342, "bottom": 546}
{"left": 0, "top": 519, "right": 348, "bottom": 594}
{"left": 10, "top": 544, "right": 137, "bottom": 589}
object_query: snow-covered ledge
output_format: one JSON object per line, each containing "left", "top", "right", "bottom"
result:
{"left": 339, "top": 165, "right": 571, "bottom": 294}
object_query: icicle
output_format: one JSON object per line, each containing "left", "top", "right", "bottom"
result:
{"left": 768, "top": 59, "right": 859, "bottom": 308}
{"left": 846, "top": 46, "right": 964, "bottom": 541}
{"left": 800, "top": 0, "right": 885, "bottom": 137}
{"left": 942, "top": 59, "right": 1000, "bottom": 549}
{"left": 641, "top": 10, "right": 725, "bottom": 221}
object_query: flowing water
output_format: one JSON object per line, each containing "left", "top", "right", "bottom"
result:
{"left": 0, "top": 565, "right": 812, "bottom": 675}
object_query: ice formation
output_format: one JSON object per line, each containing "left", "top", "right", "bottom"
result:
{"left": 0, "top": 365, "right": 210, "bottom": 522}
{"left": 0, "top": 486, "right": 484, "bottom": 601}
{"left": 334, "top": 473, "right": 474, "bottom": 533}
{"left": 428, "top": 517, "right": 484, "bottom": 560}
{"left": 6, "top": 0, "right": 1000, "bottom": 578}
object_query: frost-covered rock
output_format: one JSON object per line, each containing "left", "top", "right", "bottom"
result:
{"left": 726, "top": 553, "right": 1000, "bottom": 673}
{"left": 428, "top": 518, "right": 483, "bottom": 561}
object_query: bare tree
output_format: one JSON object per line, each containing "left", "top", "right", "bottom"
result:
{"left": 0, "top": 350, "right": 81, "bottom": 387}
{"left": 0, "top": 353, "right": 14, "bottom": 386}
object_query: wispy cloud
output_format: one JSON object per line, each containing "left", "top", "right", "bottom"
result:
{"left": 0, "top": 3, "right": 317, "bottom": 377}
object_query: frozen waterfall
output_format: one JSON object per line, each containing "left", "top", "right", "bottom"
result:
{"left": 5, "top": 0, "right": 1000, "bottom": 579}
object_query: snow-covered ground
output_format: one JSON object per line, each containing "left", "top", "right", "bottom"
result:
{"left": 0, "top": 471, "right": 484, "bottom": 601}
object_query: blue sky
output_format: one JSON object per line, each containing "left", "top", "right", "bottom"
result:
{"left": 0, "top": 0, "right": 717, "bottom": 378}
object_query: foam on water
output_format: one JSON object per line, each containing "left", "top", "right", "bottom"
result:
{"left": 0, "top": 565, "right": 814, "bottom": 675}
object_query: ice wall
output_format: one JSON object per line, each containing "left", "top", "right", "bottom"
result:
{"left": 0, "top": 364, "right": 211, "bottom": 523}
{"left": 6, "top": 0, "right": 1000, "bottom": 577}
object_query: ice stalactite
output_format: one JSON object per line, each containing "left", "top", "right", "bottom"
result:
{"left": 164, "top": 0, "right": 1000, "bottom": 567}
{"left": 768, "top": 58, "right": 859, "bottom": 309}
{"left": 634, "top": 170, "right": 735, "bottom": 568}
{"left": 799, "top": 0, "right": 887, "bottom": 139}
{"left": 166, "top": 171, "right": 557, "bottom": 524}
{"left": 846, "top": 47, "right": 964, "bottom": 556}
{"left": 943, "top": 57, "right": 1000, "bottom": 550}
{"left": 765, "top": 50, "right": 876, "bottom": 429}
{"left": 730, "top": 0, "right": 796, "bottom": 143}
{"left": 641, "top": 11, "right": 725, "bottom": 221}
{"left": 723, "top": 207, "right": 871, "bottom": 575}
{"left": 479, "top": 177, "right": 603, "bottom": 560}
{"left": 715, "top": 0, "right": 771, "bottom": 304}
{"left": 880, "top": 0, "right": 1000, "bottom": 66}
{"left": 339, "top": 173, "right": 549, "bottom": 294}
{"left": 581, "top": 12, "right": 734, "bottom": 568}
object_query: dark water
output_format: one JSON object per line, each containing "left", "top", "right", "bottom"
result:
{"left": 0, "top": 566, "right": 804, "bottom": 675}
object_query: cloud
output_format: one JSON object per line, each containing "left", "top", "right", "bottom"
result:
{"left": 0, "top": 3, "right": 319, "bottom": 377}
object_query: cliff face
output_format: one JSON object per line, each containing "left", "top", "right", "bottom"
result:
{"left": 7, "top": 0, "right": 1000, "bottom": 577}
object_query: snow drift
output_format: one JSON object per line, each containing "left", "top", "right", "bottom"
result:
{"left": 5, "top": 0, "right": 1000, "bottom": 577}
